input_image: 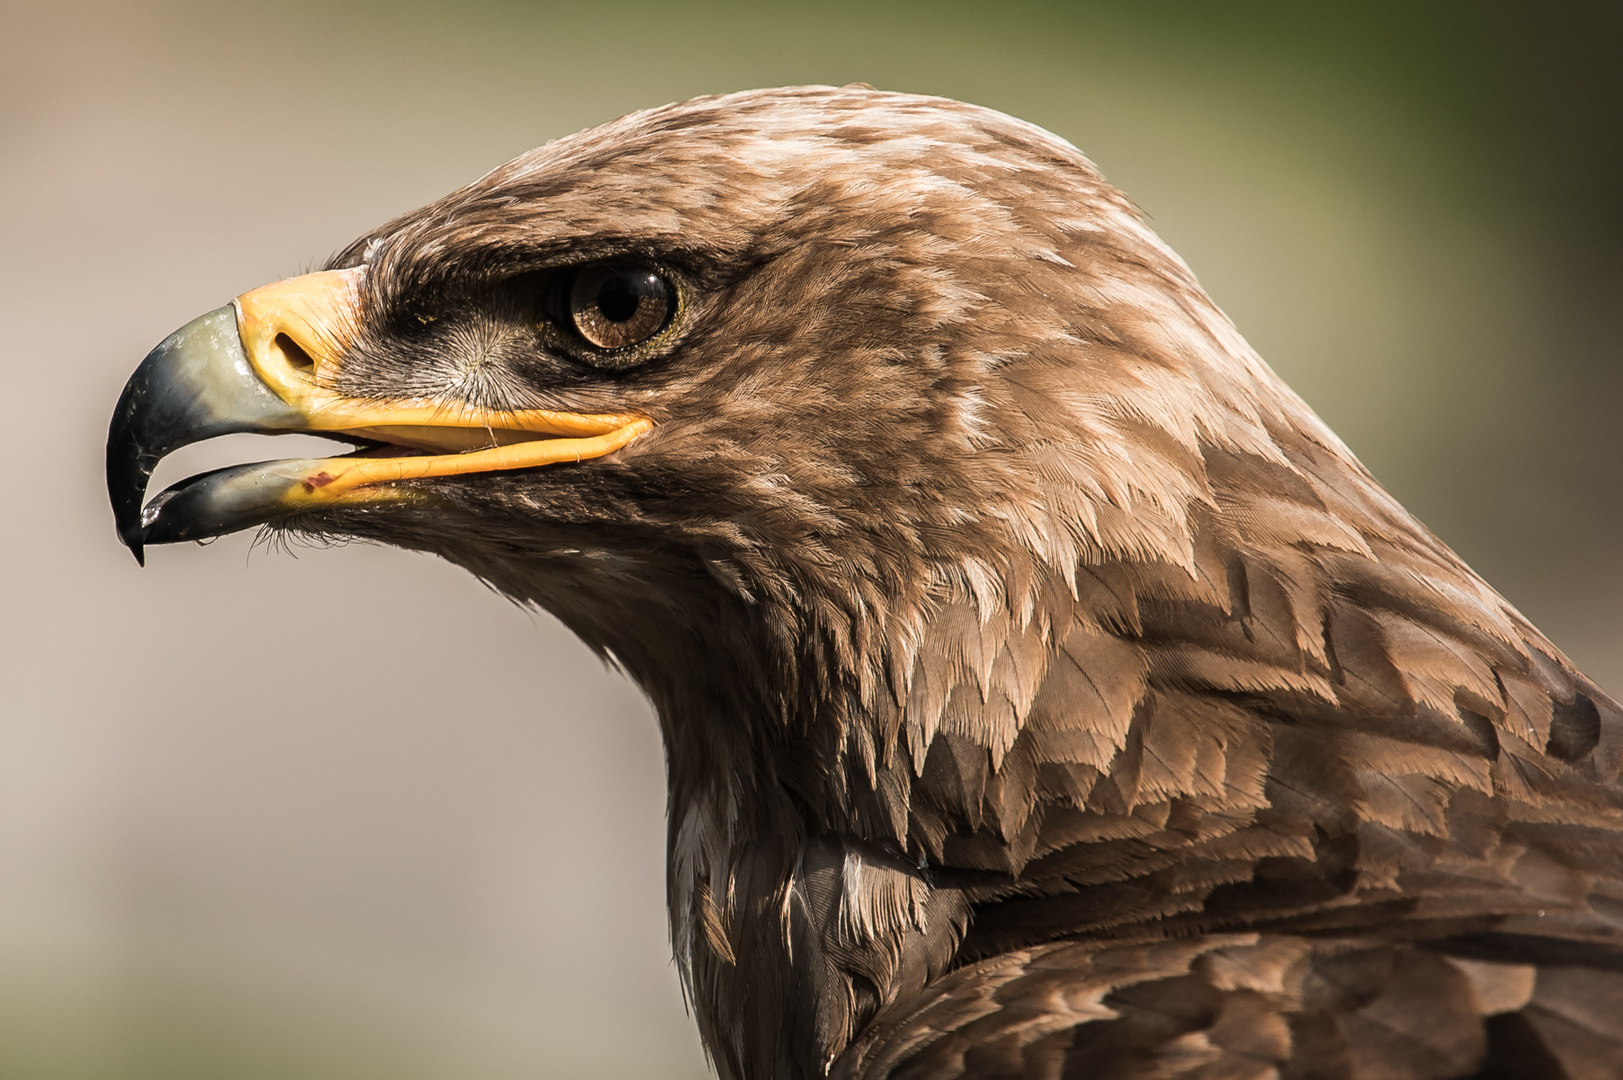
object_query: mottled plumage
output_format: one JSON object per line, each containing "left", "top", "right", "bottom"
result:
{"left": 108, "top": 86, "right": 1623, "bottom": 1079}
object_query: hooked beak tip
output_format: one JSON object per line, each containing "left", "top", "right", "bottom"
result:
{"left": 116, "top": 519, "right": 147, "bottom": 565}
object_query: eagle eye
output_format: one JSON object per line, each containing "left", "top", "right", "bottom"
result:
{"left": 564, "top": 262, "right": 675, "bottom": 356}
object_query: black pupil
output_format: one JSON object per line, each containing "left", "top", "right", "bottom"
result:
{"left": 598, "top": 272, "right": 650, "bottom": 322}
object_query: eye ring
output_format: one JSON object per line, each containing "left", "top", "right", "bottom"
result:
{"left": 555, "top": 261, "right": 678, "bottom": 360}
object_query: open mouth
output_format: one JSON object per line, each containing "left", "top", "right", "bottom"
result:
{"left": 106, "top": 269, "right": 651, "bottom": 563}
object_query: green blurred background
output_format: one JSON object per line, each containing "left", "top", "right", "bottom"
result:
{"left": 2, "top": 1, "right": 1619, "bottom": 1077}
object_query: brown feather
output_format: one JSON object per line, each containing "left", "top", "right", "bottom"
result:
{"left": 144, "top": 86, "right": 1623, "bottom": 1077}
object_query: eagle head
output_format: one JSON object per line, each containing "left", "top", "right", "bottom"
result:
{"left": 110, "top": 86, "right": 1619, "bottom": 1080}
{"left": 109, "top": 85, "right": 1269, "bottom": 742}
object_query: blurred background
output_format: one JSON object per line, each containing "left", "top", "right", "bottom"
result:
{"left": 2, "top": 1, "right": 1620, "bottom": 1076}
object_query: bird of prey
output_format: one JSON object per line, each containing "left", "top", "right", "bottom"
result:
{"left": 107, "top": 86, "right": 1623, "bottom": 1079}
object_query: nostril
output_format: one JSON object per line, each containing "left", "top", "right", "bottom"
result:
{"left": 275, "top": 333, "right": 316, "bottom": 372}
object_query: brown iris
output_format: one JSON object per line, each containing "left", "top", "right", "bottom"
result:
{"left": 568, "top": 263, "right": 674, "bottom": 350}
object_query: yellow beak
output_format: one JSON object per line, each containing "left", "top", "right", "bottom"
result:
{"left": 106, "top": 269, "right": 652, "bottom": 561}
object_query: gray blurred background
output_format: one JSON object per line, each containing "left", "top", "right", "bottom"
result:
{"left": 3, "top": 1, "right": 1620, "bottom": 1077}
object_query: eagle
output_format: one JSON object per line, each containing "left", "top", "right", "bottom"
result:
{"left": 106, "top": 86, "right": 1623, "bottom": 1079}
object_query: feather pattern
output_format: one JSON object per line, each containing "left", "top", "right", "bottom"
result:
{"left": 243, "top": 86, "right": 1623, "bottom": 1077}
